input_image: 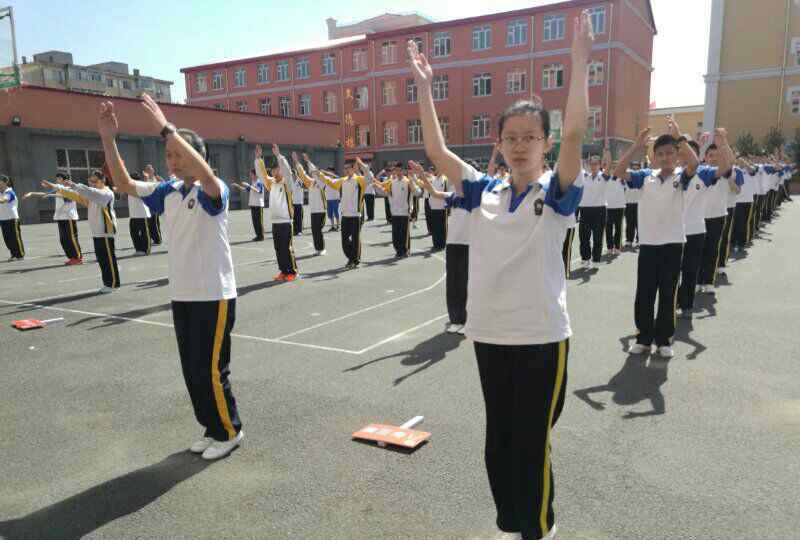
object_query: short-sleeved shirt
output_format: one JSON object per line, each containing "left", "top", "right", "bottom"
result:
{"left": 0, "top": 188, "right": 19, "bottom": 220}
{"left": 137, "top": 179, "right": 236, "bottom": 302}
{"left": 457, "top": 164, "right": 583, "bottom": 345}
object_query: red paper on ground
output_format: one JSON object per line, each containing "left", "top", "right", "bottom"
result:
{"left": 352, "top": 423, "right": 431, "bottom": 448}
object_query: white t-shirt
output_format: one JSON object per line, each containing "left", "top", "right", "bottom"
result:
{"left": 578, "top": 171, "right": 608, "bottom": 207}
{"left": 735, "top": 167, "right": 756, "bottom": 204}
{"left": 58, "top": 184, "right": 117, "bottom": 238}
{"left": 683, "top": 173, "right": 711, "bottom": 236}
{"left": 246, "top": 180, "right": 265, "bottom": 207}
{"left": 704, "top": 173, "right": 732, "bottom": 219}
{"left": 459, "top": 165, "right": 583, "bottom": 345}
{"left": 136, "top": 179, "right": 236, "bottom": 302}
{"left": 445, "top": 193, "right": 469, "bottom": 245}
{"left": 128, "top": 194, "right": 152, "bottom": 219}
{"left": 429, "top": 176, "right": 449, "bottom": 210}
{"left": 52, "top": 193, "right": 79, "bottom": 221}
{"left": 605, "top": 177, "right": 627, "bottom": 209}
{"left": 0, "top": 187, "right": 19, "bottom": 220}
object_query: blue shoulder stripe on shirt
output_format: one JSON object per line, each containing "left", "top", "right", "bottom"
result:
{"left": 197, "top": 183, "right": 228, "bottom": 216}
{"left": 543, "top": 173, "right": 582, "bottom": 216}
{"left": 140, "top": 181, "right": 178, "bottom": 215}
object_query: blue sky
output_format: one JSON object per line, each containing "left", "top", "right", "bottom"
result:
{"left": 5, "top": 0, "right": 710, "bottom": 108}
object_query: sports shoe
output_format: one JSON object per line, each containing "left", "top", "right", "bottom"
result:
{"left": 284, "top": 273, "right": 298, "bottom": 282}
{"left": 445, "top": 323, "right": 460, "bottom": 334}
{"left": 456, "top": 325, "right": 466, "bottom": 335}
{"left": 328, "top": 226, "right": 336, "bottom": 232}
{"left": 274, "top": 272, "right": 287, "bottom": 282}
{"left": 98, "top": 286, "right": 113, "bottom": 294}
{"left": 66, "top": 258, "right": 84, "bottom": 266}
{"left": 316, "top": 249, "right": 327, "bottom": 256}
{"left": 656, "top": 346, "right": 675, "bottom": 358}
{"left": 678, "top": 308, "right": 692, "bottom": 319}
{"left": 697, "top": 285, "right": 707, "bottom": 294}
{"left": 201, "top": 430, "right": 244, "bottom": 461}
{"left": 252, "top": 237, "right": 264, "bottom": 242}
{"left": 628, "top": 343, "right": 650, "bottom": 354}
{"left": 544, "top": 524, "right": 558, "bottom": 539}
{"left": 189, "top": 436, "right": 213, "bottom": 454}
{"left": 345, "top": 262, "right": 354, "bottom": 270}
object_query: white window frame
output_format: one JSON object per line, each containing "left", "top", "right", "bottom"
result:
{"left": 432, "top": 74, "right": 449, "bottom": 101}
{"left": 472, "top": 72, "right": 492, "bottom": 97}
{"left": 323, "top": 91, "right": 337, "bottom": 114}
{"left": 587, "top": 7, "right": 606, "bottom": 34}
{"left": 195, "top": 73, "right": 207, "bottom": 92}
{"left": 277, "top": 60, "right": 289, "bottom": 81}
{"left": 380, "top": 41, "right": 397, "bottom": 65}
{"left": 406, "top": 78, "right": 418, "bottom": 103}
{"left": 384, "top": 122, "right": 398, "bottom": 145}
{"left": 471, "top": 113, "right": 491, "bottom": 140}
{"left": 586, "top": 107, "right": 602, "bottom": 140}
{"left": 322, "top": 53, "right": 336, "bottom": 75}
{"left": 542, "top": 63, "right": 564, "bottom": 90}
{"left": 381, "top": 81, "right": 397, "bottom": 106}
{"left": 236, "top": 100, "right": 247, "bottom": 112}
{"left": 356, "top": 125, "right": 371, "bottom": 148}
{"left": 506, "top": 69, "right": 527, "bottom": 94}
{"left": 259, "top": 97, "right": 271, "bottom": 115}
{"left": 433, "top": 32, "right": 452, "bottom": 58}
{"left": 234, "top": 68, "right": 246, "bottom": 88}
{"left": 212, "top": 71, "right": 224, "bottom": 90}
{"left": 506, "top": 19, "right": 527, "bottom": 47}
{"left": 56, "top": 148, "right": 106, "bottom": 183}
{"left": 472, "top": 25, "right": 492, "bottom": 51}
{"left": 296, "top": 57, "right": 310, "bottom": 80}
{"left": 353, "top": 86, "right": 369, "bottom": 110}
{"left": 550, "top": 110, "right": 563, "bottom": 141}
{"left": 588, "top": 61, "right": 605, "bottom": 86}
{"left": 257, "top": 64, "right": 269, "bottom": 84}
{"left": 543, "top": 15, "right": 565, "bottom": 41}
{"left": 299, "top": 94, "right": 311, "bottom": 116}
{"left": 279, "top": 96, "right": 291, "bottom": 117}
{"left": 407, "top": 119, "right": 423, "bottom": 144}
{"left": 353, "top": 48, "right": 368, "bottom": 71}
{"left": 439, "top": 117, "right": 450, "bottom": 142}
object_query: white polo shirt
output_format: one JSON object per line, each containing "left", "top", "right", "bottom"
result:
{"left": 0, "top": 187, "right": 18, "bottom": 220}
{"left": 291, "top": 175, "right": 304, "bottom": 206}
{"left": 307, "top": 177, "right": 327, "bottom": 214}
{"left": 627, "top": 167, "right": 697, "bottom": 246}
{"left": 736, "top": 167, "right": 756, "bottom": 204}
{"left": 705, "top": 172, "right": 732, "bottom": 219}
{"left": 625, "top": 180, "right": 641, "bottom": 204}
{"left": 246, "top": 180, "right": 265, "bottom": 207}
{"left": 683, "top": 171, "right": 715, "bottom": 236}
{"left": 605, "top": 177, "right": 627, "bottom": 209}
{"left": 458, "top": 164, "right": 583, "bottom": 345}
{"left": 58, "top": 184, "right": 117, "bottom": 238}
{"left": 445, "top": 194, "right": 470, "bottom": 246}
{"left": 257, "top": 155, "right": 293, "bottom": 224}
{"left": 388, "top": 177, "right": 418, "bottom": 217}
{"left": 578, "top": 171, "right": 608, "bottom": 207}
{"left": 52, "top": 193, "right": 79, "bottom": 221}
{"left": 339, "top": 175, "right": 366, "bottom": 218}
{"left": 136, "top": 179, "right": 236, "bottom": 302}
{"left": 128, "top": 194, "right": 152, "bottom": 219}
{"left": 429, "top": 176, "right": 449, "bottom": 210}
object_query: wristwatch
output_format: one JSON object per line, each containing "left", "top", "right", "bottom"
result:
{"left": 160, "top": 123, "right": 177, "bottom": 139}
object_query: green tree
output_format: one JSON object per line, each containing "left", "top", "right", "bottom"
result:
{"left": 734, "top": 131, "right": 760, "bottom": 156}
{"left": 763, "top": 126, "right": 785, "bottom": 155}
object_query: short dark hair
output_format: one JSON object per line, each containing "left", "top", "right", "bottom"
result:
{"left": 0, "top": 174, "right": 11, "bottom": 187}
{"left": 687, "top": 140, "right": 700, "bottom": 155}
{"left": 706, "top": 143, "right": 718, "bottom": 151}
{"left": 177, "top": 128, "right": 208, "bottom": 160}
{"left": 498, "top": 100, "right": 550, "bottom": 138}
{"left": 130, "top": 172, "right": 142, "bottom": 180}
{"left": 653, "top": 134, "right": 679, "bottom": 152}
{"left": 55, "top": 172, "right": 70, "bottom": 181}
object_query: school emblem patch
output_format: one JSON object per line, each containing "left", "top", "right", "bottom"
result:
{"left": 188, "top": 199, "right": 196, "bottom": 209}
{"left": 534, "top": 199, "right": 544, "bottom": 216}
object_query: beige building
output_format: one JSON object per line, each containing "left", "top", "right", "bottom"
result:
{"left": 648, "top": 105, "right": 705, "bottom": 140}
{"left": 326, "top": 12, "right": 434, "bottom": 39}
{"left": 704, "top": 0, "right": 800, "bottom": 142}
{"left": 20, "top": 51, "right": 173, "bottom": 103}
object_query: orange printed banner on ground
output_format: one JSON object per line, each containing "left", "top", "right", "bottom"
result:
{"left": 352, "top": 423, "right": 431, "bottom": 449}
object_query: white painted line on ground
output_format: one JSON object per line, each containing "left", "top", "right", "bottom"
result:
{"left": 274, "top": 253, "right": 446, "bottom": 340}
{"left": 354, "top": 314, "right": 449, "bottom": 355}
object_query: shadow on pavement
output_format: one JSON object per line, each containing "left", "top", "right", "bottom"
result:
{"left": 0, "top": 451, "right": 212, "bottom": 540}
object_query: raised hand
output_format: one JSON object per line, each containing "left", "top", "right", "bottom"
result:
{"left": 141, "top": 93, "right": 168, "bottom": 135}
{"left": 635, "top": 128, "right": 651, "bottom": 149}
{"left": 255, "top": 144, "right": 263, "bottom": 159}
{"left": 291, "top": 151, "right": 299, "bottom": 162}
{"left": 572, "top": 10, "right": 595, "bottom": 64}
{"left": 272, "top": 143, "right": 280, "bottom": 157}
{"left": 407, "top": 39, "right": 433, "bottom": 86}
{"left": 666, "top": 115, "right": 681, "bottom": 138}
{"left": 714, "top": 128, "right": 728, "bottom": 146}
{"left": 41, "top": 180, "right": 55, "bottom": 190}
{"left": 97, "top": 101, "right": 119, "bottom": 139}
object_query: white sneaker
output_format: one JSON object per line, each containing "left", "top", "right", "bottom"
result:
{"left": 697, "top": 285, "right": 707, "bottom": 294}
{"left": 316, "top": 249, "right": 327, "bottom": 256}
{"left": 543, "top": 524, "right": 558, "bottom": 539}
{"left": 657, "top": 346, "right": 674, "bottom": 358}
{"left": 628, "top": 343, "right": 650, "bottom": 354}
{"left": 98, "top": 286, "right": 113, "bottom": 294}
{"left": 446, "top": 324, "right": 462, "bottom": 334}
{"left": 456, "top": 325, "right": 466, "bottom": 335}
{"left": 189, "top": 436, "right": 213, "bottom": 454}
{"left": 202, "top": 430, "right": 244, "bottom": 460}
{"left": 587, "top": 261, "right": 594, "bottom": 269}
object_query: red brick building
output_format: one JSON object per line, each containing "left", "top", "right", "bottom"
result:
{"left": 181, "top": 0, "right": 656, "bottom": 167}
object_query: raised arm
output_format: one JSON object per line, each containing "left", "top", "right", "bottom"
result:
{"left": 410, "top": 161, "right": 449, "bottom": 200}
{"left": 254, "top": 145, "right": 274, "bottom": 190}
{"left": 666, "top": 115, "right": 699, "bottom": 178}
{"left": 613, "top": 129, "right": 650, "bottom": 181}
{"left": 487, "top": 144, "right": 499, "bottom": 178}
{"left": 555, "top": 11, "right": 594, "bottom": 189}
{"left": 294, "top": 161, "right": 315, "bottom": 188}
{"left": 408, "top": 40, "right": 468, "bottom": 192}
{"left": 43, "top": 180, "right": 88, "bottom": 207}
{"left": 97, "top": 101, "right": 139, "bottom": 197}
{"left": 141, "top": 94, "right": 222, "bottom": 199}
{"left": 272, "top": 144, "right": 293, "bottom": 185}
